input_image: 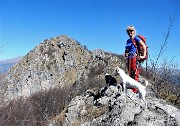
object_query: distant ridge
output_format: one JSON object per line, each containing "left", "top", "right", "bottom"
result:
{"left": 0, "top": 56, "right": 22, "bottom": 73}
{"left": 0, "top": 56, "right": 22, "bottom": 64}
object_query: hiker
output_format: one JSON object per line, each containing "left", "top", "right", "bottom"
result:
{"left": 124, "top": 25, "right": 147, "bottom": 93}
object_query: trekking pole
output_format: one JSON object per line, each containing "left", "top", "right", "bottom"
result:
{"left": 128, "top": 58, "right": 131, "bottom": 77}
{"left": 145, "top": 57, "right": 148, "bottom": 78}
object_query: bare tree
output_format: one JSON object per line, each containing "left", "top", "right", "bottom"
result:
{"left": 149, "top": 14, "right": 175, "bottom": 80}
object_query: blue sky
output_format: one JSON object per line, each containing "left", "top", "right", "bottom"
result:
{"left": 0, "top": 0, "right": 179, "bottom": 67}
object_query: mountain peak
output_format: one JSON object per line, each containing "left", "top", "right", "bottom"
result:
{"left": 1, "top": 35, "right": 121, "bottom": 104}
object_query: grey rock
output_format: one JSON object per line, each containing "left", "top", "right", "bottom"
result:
{"left": 61, "top": 85, "right": 180, "bottom": 126}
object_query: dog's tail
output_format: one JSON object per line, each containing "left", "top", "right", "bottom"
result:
{"left": 145, "top": 80, "right": 148, "bottom": 86}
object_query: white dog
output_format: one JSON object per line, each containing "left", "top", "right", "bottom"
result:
{"left": 116, "top": 66, "right": 148, "bottom": 108}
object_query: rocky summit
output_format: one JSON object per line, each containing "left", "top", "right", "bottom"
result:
{"left": 0, "top": 35, "right": 179, "bottom": 126}
{"left": 52, "top": 84, "right": 180, "bottom": 126}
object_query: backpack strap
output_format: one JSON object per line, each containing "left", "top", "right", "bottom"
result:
{"left": 132, "top": 37, "right": 139, "bottom": 56}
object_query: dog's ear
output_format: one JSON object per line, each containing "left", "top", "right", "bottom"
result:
{"left": 116, "top": 66, "right": 120, "bottom": 71}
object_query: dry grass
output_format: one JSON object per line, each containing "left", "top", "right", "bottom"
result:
{"left": 140, "top": 66, "right": 180, "bottom": 109}
{"left": 0, "top": 87, "right": 70, "bottom": 126}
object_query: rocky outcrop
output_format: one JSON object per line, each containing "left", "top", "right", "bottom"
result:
{"left": 51, "top": 83, "right": 180, "bottom": 126}
{"left": 1, "top": 35, "right": 123, "bottom": 106}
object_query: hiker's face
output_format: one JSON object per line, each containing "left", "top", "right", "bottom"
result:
{"left": 128, "top": 30, "right": 135, "bottom": 37}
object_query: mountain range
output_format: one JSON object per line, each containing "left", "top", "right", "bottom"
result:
{"left": 0, "top": 56, "right": 22, "bottom": 73}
